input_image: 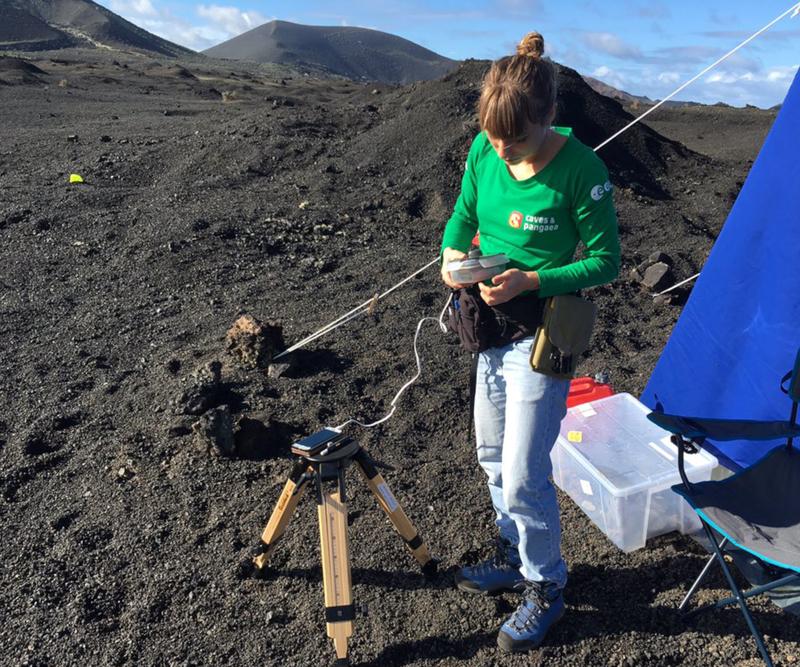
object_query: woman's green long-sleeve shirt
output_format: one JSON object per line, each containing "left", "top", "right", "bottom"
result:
{"left": 441, "top": 128, "right": 620, "bottom": 297}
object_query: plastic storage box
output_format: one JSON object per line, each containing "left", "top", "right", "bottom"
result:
{"left": 551, "top": 393, "right": 718, "bottom": 553}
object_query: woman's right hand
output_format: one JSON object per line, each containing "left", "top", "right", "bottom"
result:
{"left": 441, "top": 247, "right": 469, "bottom": 289}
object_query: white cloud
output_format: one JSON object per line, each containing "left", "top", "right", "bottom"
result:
{"left": 651, "top": 45, "right": 722, "bottom": 65}
{"left": 582, "top": 32, "right": 642, "bottom": 60}
{"left": 692, "top": 65, "right": 798, "bottom": 106}
{"left": 107, "top": 0, "right": 157, "bottom": 17}
{"left": 701, "top": 28, "right": 800, "bottom": 47}
{"left": 592, "top": 65, "right": 627, "bottom": 90}
{"left": 96, "top": 0, "right": 272, "bottom": 51}
{"left": 196, "top": 5, "right": 269, "bottom": 37}
{"left": 550, "top": 43, "right": 592, "bottom": 70}
{"left": 590, "top": 61, "right": 797, "bottom": 109}
{"left": 124, "top": 16, "right": 223, "bottom": 50}
{"left": 767, "top": 67, "right": 795, "bottom": 82}
{"left": 102, "top": 0, "right": 210, "bottom": 49}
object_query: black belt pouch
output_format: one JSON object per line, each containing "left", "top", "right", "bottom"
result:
{"left": 447, "top": 286, "right": 543, "bottom": 353}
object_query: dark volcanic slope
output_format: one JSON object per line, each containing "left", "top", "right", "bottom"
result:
{"left": 0, "top": 49, "right": 790, "bottom": 667}
{"left": 0, "top": 54, "right": 48, "bottom": 84}
{"left": 0, "top": 0, "right": 193, "bottom": 57}
{"left": 204, "top": 20, "right": 459, "bottom": 84}
{"left": 370, "top": 59, "right": 702, "bottom": 202}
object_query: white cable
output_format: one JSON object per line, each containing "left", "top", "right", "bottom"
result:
{"left": 272, "top": 257, "right": 440, "bottom": 360}
{"left": 654, "top": 271, "right": 701, "bottom": 296}
{"left": 333, "top": 315, "right": 440, "bottom": 431}
{"left": 593, "top": 2, "right": 800, "bottom": 153}
{"left": 438, "top": 292, "right": 453, "bottom": 333}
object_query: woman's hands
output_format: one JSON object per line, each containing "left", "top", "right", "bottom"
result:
{"left": 478, "top": 269, "right": 539, "bottom": 306}
{"left": 442, "top": 248, "right": 539, "bottom": 305}
{"left": 441, "top": 247, "right": 469, "bottom": 289}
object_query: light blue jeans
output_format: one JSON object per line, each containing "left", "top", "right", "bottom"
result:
{"left": 474, "top": 336, "right": 570, "bottom": 589}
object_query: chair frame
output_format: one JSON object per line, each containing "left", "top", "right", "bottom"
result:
{"left": 647, "top": 350, "right": 800, "bottom": 665}
{"left": 667, "top": 383, "right": 799, "bottom": 667}
{"left": 671, "top": 352, "right": 800, "bottom": 667}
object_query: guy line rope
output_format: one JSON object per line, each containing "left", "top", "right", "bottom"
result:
{"left": 270, "top": 3, "right": 800, "bottom": 429}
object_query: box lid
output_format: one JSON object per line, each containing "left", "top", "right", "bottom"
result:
{"left": 557, "top": 393, "right": 718, "bottom": 496}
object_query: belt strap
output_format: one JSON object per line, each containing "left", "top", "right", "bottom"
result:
{"left": 468, "top": 352, "right": 478, "bottom": 441}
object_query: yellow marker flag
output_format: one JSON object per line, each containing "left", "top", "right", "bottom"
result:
{"left": 69, "top": 174, "right": 84, "bottom": 184}
{"left": 567, "top": 431, "right": 583, "bottom": 443}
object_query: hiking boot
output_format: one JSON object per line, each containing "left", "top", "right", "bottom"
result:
{"left": 455, "top": 538, "right": 525, "bottom": 594}
{"left": 497, "top": 581, "right": 565, "bottom": 652}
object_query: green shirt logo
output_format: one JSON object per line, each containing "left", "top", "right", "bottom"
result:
{"left": 590, "top": 181, "right": 613, "bottom": 201}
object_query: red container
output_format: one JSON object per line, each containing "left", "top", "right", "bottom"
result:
{"left": 567, "top": 377, "right": 613, "bottom": 408}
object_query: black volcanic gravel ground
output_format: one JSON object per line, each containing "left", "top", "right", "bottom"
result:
{"left": 1, "top": 49, "right": 796, "bottom": 666}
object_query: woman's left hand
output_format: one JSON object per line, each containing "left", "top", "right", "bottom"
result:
{"left": 478, "top": 269, "right": 539, "bottom": 306}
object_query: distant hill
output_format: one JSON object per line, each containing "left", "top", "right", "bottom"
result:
{"left": 0, "top": 0, "right": 193, "bottom": 57}
{"left": 582, "top": 75, "right": 706, "bottom": 109}
{"left": 582, "top": 75, "right": 655, "bottom": 108}
{"left": 204, "top": 20, "right": 459, "bottom": 84}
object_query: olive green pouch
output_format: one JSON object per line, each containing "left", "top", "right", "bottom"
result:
{"left": 530, "top": 295, "right": 597, "bottom": 379}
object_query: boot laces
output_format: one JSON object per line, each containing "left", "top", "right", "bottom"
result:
{"left": 510, "top": 582, "right": 554, "bottom": 631}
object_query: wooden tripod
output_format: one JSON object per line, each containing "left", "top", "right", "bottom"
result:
{"left": 252, "top": 435, "right": 436, "bottom": 666}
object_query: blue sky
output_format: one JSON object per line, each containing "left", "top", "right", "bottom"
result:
{"left": 101, "top": 0, "right": 800, "bottom": 107}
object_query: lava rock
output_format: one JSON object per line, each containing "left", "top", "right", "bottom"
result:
{"left": 192, "top": 404, "right": 234, "bottom": 457}
{"left": 636, "top": 249, "right": 673, "bottom": 276}
{"left": 225, "top": 315, "right": 285, "bottom": 369}
{"left": 173, "top": 360, "right": 223, "bottom": 415}
{"left": 642, "top": 262, "right": 672, "bottom": 291}
{"left": 653, "top": 293, "right": 677, "bottom": 306}
{"left": 648, "top": 250, "right": 673, "bottom": 266}
{"left": 267, "top": 362, "right": 291, "bottom": 379}
{"left": 167, "top": 416, "right": 195, "bottom": 438}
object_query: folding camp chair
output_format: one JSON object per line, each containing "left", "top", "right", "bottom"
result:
{"left": 646, "top": 348, "right": 800, "bottom": 667}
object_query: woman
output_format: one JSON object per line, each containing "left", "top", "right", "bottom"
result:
{"left": 440, "top": 32, "right": 620, "bottom": 652}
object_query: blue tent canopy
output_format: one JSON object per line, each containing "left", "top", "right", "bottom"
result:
{"left": 641, "top": 67, "right": 800, "bottom": 472}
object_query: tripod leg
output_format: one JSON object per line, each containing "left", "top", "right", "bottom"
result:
{"left": 354, "top": 449, "right": 435, "bottom": 573}
{"left": 317, "top": 466, "right": 354, "bottom": 664}
{"left": 253, "top": 460, "right": 313, "bottom": 571}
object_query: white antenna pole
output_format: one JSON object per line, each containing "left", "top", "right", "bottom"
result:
{"left": 594, "top": 2, "right": 800, "bottom": 152}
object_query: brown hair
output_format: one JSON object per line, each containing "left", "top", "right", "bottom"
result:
{"left": 478, "top": 32, "right": 557, "bottom": 140}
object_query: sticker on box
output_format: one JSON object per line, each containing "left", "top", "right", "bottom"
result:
{"left": 567, "top": 431, "right": 583, "bottom": 443}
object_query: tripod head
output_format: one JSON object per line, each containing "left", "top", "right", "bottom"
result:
{"left": 291, "top": 428, "right": 358, "bottom": 461}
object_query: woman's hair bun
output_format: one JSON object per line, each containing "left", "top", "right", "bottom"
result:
{"left": 516, "top": 32, "right": 545, "bottom": 59}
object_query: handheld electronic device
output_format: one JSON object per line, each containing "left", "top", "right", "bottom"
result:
{"left": 291, "top": 428, "right": 343, "bottom": 457}
{"left": 446, "top": 249, "right": 508, "bottom": 285}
